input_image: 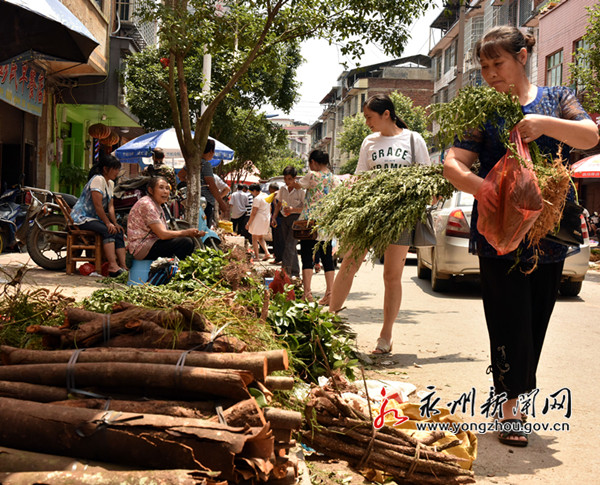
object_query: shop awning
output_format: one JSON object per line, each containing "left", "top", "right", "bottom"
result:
{"left": 0, "top": 0, "right": 99, "bottom": 63}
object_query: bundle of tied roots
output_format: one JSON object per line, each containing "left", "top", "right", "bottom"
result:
{"left": 312, "top": 165, "right": 456, "bottom": 259}
{"left": 430, "top": 86, "right": 572, "bottom": 252}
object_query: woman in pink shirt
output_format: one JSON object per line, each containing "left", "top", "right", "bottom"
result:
{"left": 127, "top": 177, "right": 204, "bottom": 260}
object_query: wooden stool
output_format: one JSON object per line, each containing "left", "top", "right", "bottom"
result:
{"left": 55, "top": 195, "right": 104, "bottom": 275}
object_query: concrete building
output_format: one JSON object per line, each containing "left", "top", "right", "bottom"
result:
{"left": 309, "top": 55, "right": 433, "bottom": 172}
{"left": 0, "top": 0, "right": 154, "bottom": 193}
{"left": 270, "top": 117, "right": 312, "bottom": 161}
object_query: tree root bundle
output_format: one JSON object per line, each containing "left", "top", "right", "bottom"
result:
{"left": 303, "top": 387, "right": 475, "bottom": 485}
{"left": 527, "top": 153, "right": 572, "bottom": 248}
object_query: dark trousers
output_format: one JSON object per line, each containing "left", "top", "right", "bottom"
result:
{"left": 280, "top": 214, "right": 300, "bottom": 277}
{"left": 146, "top": 237, "right": 195, "bottom": 261}
{"left": 232, "top": 214, "right": 251, "bottom": 241}
{"left": 271, "top": 216, "right": 284, "bottom": 262}
{"left": 77, "top": 220, "right": 125, "bottom": 249}
{"left": 204, "top": 203, "right": 214, "bottom": 229}
{"left": 479, "top": 256, "right": 564, "bottom": 400}
{"left": 300, "top": 239, "right": 334, "bottom": 272}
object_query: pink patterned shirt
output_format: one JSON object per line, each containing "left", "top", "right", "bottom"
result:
{"left": 127, "top": 196, "right": 166, "bottom": 259}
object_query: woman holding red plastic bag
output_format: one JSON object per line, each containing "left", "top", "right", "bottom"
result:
{"left": 443, "top": 26, "right": 598, "bottom": 447}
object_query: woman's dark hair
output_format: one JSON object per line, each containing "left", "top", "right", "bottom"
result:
{"left": 475, "top": 26, "right": 536, "bottom": 61}
{"left": 98, "top": 153, "right": 122, "bottom": 173}
{"left": 309, "top": 150, "right": 329, "bottom": 166}
{"left": 282, "top": 165, "right": 297, "bottom": 177}
{"left": 204, "top": 139, "right": 216, "bottom": 154}
{"left": 88, "top": 153, "right": 122, "bottom": 179}
{"left": 248, "top": 183, "right": 261, "bottom": 192}
{"left": 363, "top": 94, "right": 408, "bottom": 129}
{"left": 269, "top": 182, "right": 280, "bottom": 192}
{"left": 147, "top": 176, "right": 169, "bottom": 191}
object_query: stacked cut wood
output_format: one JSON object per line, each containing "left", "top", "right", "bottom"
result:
{"left": 303, "top": 385, "right": 476, "bottom": 485}
{"left": 0, "top": 303, "right": 302, "bottom": 483}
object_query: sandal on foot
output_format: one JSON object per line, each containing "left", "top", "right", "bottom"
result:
{"left": 372, "top": 337, "right": 393, "bottom": 354}
{"left": 498, "top": 419, "right": 528, "bottom": 447}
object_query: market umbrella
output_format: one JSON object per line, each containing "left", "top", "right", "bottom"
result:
{"left": 114, "top": 128, "right": 235, "bottom": 168}
{"left": 0, "top": 0, "right": 99, "bottom": 63}
{"left": 571, "top": 154, "right": 600, "bottom": 179}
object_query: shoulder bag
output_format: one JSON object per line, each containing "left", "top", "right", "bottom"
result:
{"left": 410, "top": 132, "right": 437, "bottom": 247}
{"left": 292, "top": 219, "right": 317, "bottom": 240}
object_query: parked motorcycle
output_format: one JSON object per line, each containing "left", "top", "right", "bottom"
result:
{"left": 0, "top": 186, "right": 28, "bottom": 254}
{"left": 25, "top": 187, "right": 78, "bottom": 271}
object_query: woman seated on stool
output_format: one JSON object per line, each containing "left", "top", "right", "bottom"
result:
{"left": 70, "top": 154, "right": 126, "bottom": 277}
{"left": 127, "top": 176, "right": 204, "bottom": 261}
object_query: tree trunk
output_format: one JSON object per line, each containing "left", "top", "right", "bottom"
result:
{"left": 0, "top": 446, "right": 131, "bottom": 473}
{"left": 0, "top": 397, "right": 271, "bottom": 480}
{"left": 0, "top": 362, "right": 253, "bottom": 401}
{"left": 26, "top": 321, "right": 246, "bottom": 352}
{"left": 50, "top": 398, "right": 218, "bottom": 419}
{"left": 0, "top": 380, "right": 68, "bottom": 402}
{"left": 251, "top": 349, "right": 289, "bottom": 373}
{"left": 211, "top": 398, "right": 265, "bottom": 427}
{"left": 264, "top": 376, "right": 294, "bottom": 391}
{"left": 1, "top": 346, "right": 266, "bottom": 381}
{"left": 0, "top": 470, "right": 225, "bottom": 485}
{"left": 105, "top": 321, "right": 247, "bottom": 352}
{"left": 185, "top": 152, "right": 204, "bottom": 227}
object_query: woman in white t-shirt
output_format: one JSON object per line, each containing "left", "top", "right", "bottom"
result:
{"left": 245, "top": 183, "right": 273, "bottom": 260}
{"left": 329, "top": 94, "right": 430, "bottom": 354}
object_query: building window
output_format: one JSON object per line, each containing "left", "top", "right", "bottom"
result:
{"left": 444, "top": 41, "right": 456, "bottom": 74}
{"left": 546, "top": 50, "right": 563, "bottom": 86}
{"left": 573, "top": 38, "right": 590, "bottom": 94}
{"left": 434, "top": 55, "right": 442, "bottom": 80}
{"left": 519, "top": 0, "right": 533, "bottom": 27}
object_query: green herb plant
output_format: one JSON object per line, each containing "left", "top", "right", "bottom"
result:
{"left": 267, "top": 293, "right": 358, "bottom": 383}
{"left": 312, "top": 165, "right": 455, "bottom": 259}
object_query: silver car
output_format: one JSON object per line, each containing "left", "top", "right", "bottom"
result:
{"left": 416, "top": 191, "right": 590, "bottom": 296}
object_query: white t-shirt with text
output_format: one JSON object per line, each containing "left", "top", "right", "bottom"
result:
{"left": 355, "top": 130, "right": 430, "bottom": 173}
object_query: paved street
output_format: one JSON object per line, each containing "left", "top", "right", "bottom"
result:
{"left": 309, "top": 254, "right": 600, "bottom": 484}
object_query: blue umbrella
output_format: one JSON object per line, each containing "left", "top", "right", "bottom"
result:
{"left": 114, "top": 128, "right": 234, "bottom": 168}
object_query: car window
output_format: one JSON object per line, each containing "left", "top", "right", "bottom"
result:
{"left": 457, "top": 192, "right": 475, "bottom": 207}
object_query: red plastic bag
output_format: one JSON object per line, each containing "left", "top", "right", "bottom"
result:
{"left": 475, "top": 129, "right": 543, "bottom": 255}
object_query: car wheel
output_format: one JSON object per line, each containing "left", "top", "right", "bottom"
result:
{"left": 431, "top": 250, "right": 451, "bottom": 292}
{"left": 559, "top": 279, "right": 583, "bottom": 297}
{"left": 416, "top": 249, "right": 431, "bottom": 280}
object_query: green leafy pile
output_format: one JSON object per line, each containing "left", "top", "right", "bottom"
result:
{"left": 312, "top": 165, "right": 455, "bottom": 258}
{"left": 0, "top": 288, "right": 73, "bottom": 348}
{"left": 267, "top": 294, "right": 357, "bottom": 383}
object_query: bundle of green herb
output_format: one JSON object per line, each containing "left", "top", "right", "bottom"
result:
{"left": 312, "top": 165, "right": 455, "bottom": 258}
{"left": 429, "top": 85, "right": 524, "bottom": 149}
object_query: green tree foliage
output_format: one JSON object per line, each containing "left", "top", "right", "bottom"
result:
{"left": 211, "top": 107, "right": 290, "bottom": 179}
{"left": 131, "top": 0, "right": 435, "bottom": 224}
{"left": 570, "top": 3, "right": 600, "bottom": 115}
{"left": 337, "top": 91, "right": 431, "bottom": 174}
{"left": 258, "top": 148, "right": 306, "bottom": 180}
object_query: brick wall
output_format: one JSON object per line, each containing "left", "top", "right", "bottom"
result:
{"left": 537, "top": 0, "right": 589, "bottom": 86}
{"left": 367, "top": 78, "right": 434, "bottom": 108}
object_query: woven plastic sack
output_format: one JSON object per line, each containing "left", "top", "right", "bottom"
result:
{"left": 475, "top": 129, "right": 543, "bottom": 255}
